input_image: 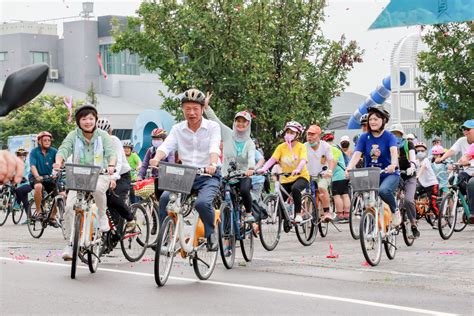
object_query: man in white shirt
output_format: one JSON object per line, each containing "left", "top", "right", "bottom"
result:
{"left": 96, "top": 118, "right": 136, "bottom": 230}
{"left": 151, "top": 89, "right": 221, "bottom": 251}
{"left": 304, "top": 125, "right": 336, "bottom": 222}
{"left": 437, "top": 119, "right": 474, "bottom": 223}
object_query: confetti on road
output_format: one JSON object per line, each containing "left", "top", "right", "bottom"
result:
{"left": 439, "top": 250, "right": 461, "bottom": 255}
{"left": 361, "top": 261, "right": 370, "bottom": 267}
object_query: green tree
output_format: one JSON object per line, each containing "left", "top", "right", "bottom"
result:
{"left": 112, "top": 0, "right": 362, "bottom": 151}
{"left": 0, "top": 95, "right": 77, "bottom": 148}
{"left": 86, "top": 82, "right": 98, "bottom": 107}
{"left": 417, "top": 22, "right": 474, "bottom": 138}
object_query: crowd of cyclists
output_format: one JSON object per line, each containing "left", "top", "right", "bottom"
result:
{"left": 1, "top": 87, "right": 473, "bottom": 273}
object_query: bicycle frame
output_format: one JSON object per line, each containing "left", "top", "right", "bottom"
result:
{"left": 448, "top": 167, "right": 470, "bottom": 217}
{"left": 71, "top": 191, "right": 99, "bottom": 249}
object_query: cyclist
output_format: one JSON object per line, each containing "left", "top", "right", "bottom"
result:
{"left": 55, "top": 104, "right": 117, "bottom": 260}
{"left": 346, "top": 105, "right": 401, "bottom": 226}
{"left": 415, "top": 142, "right": 439, "bottom": 220}
{"left": 257, "top": 121, "right": 310, "bottom": 223}
{"left": 29, "top": 131, "right": 60, "bottom": 226}
{"left": 338, "top": 135, "right": 352, "bottom": 164}
{"left": 431, "top": 145, "right": 449, "bottom": 197}
{"left": 203, "top": 93, "right": 256, "bottom": 222}
{"left": 360, "top": 114, "right": 368, "bottom": 133}
{"left": 96, "top": 118, "right": 136, "bottom": 231}
{"left": 389, "top": 124, "right": 419, "bottom": 237}
{"left": 436, "top": 119, "right": 474, "bottom": 223}
{"left": 13, "top": 147, "right": 33, "bottom": 217}
{"left": 150, "top": 88, "right": 221, "bottom": 251}
{"left": 123, "top": 140, "right": 142, "bottom": 180}
{"left": 138, "top": 128, "right": 175, "bottom": 200}
{"left": 305, "top": 125, "right": 335, "bottom": 222}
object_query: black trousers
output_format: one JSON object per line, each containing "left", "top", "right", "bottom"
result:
{"left": 107, "top": 172, "right": 134, "bottom": 222}
{"left": 231, "top": 177, "right": 252, "bottom": 213}
{"left": 282, "top": 177, "right": 309, "bottom": 214}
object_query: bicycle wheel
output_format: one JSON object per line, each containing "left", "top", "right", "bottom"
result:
{"left": 349, "top": 193, "right": 362, "bottom": 240}
{"left": 193, "top": 228, "right": 219, "bottom": 280}
{"left": 87, "top": 214, "right": 101, "bottom": 273}
{"left": 454, "top": 195, "right": 467, "bottom": 232}
{"left": 438, "top": 193, "right": 457, "bottom": 240}
{"left": 295, "top": 194, "right": 317, "bottom": 246}
{"left": 0, "top": 191, "right": 11, "bottom": 226}
{"left": 425, "top": 212, "right": 437, "bottom": 227}
{"left": 401, "top": 210, "right": 414, "bottom": 247}
{"left": 121, "top": 203, "right": 150, "bottom": 262}
{"left": 11, "top": 203, "right": 24, "bottom": 225}
{"left": 240, "top": 221, "right": 254, "bottom": 262}
{"left": 56, "top": 198, "right": 67, "bottom": 239}
{"left": 26, "top": 201, "right": 45, "bottom": 238}
{"left": 154, "top": 216, "right": 176, "bottom": 287}
{"left": 71, "top": 212, "right": 83, "bottom": 279}
{"left": 359, "top": 210, "right": 382, "bottom": 266}
{"left": 258, "top": 194, "right": 282, "bottom": 251}
{"left": 384, "top": 228, "right": 397, "bottom": 260}
{"left": 218, "top": 203, "right": 236, "bottom": 269}
{"left": 149, "top": 201, "right": 160, "bottom": 245}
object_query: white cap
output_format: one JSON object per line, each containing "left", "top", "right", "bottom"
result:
{"left": 340, "top": 135, "right": 351, "bottom": 143}
{"left": 406, "top": 133, "right": 415, "bottom": 140}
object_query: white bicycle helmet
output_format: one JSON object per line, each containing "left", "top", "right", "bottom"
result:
{"left": 181, "top": 88, "right": 206, "bottom": 105}
{"left": 96, "top": 118, "right": 111, "bottom": 131}
{"left": 284, "top": 121, "right": 304, "bottom": 135}
{"left": 122, "top": 140, "right": 133, "bottom": 148}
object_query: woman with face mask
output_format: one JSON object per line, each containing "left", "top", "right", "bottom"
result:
{"left": 203, "top": 93, "right": 257, "bottom": 223}
{"left": 415, "top": 142, "right": 439, "bottom": 218}
{"left": 257, "top": 121, "right": 310, "bottom": 223}
{"left": 138, "top": 128, "right": 175, "bottom": 200}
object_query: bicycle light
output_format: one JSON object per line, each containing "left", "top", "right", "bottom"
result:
{"left": 169, "top": 193, "right": 178, "bottom": 203}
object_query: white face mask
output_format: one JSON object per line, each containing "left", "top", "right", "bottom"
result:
{"left": 152, "top": 139, "right": 163, "bottom": 148}
{"left": 416, "top": 152, "right": 426, "bottom": 159}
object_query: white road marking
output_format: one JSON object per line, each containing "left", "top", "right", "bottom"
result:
{"left": 0, "top": 256, "right": 456, "bottom": 316}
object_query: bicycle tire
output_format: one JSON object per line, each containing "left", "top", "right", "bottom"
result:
{"left": 258, "top": 194, "right": 282, "bottom": 251}
{"left": 359, "top": 210, "right": 382, "bottom": 266}
{"left": 193, "top": 227, "right": 219, "bottom": 280}
{"left": 88, "top": 213, "right": 101, "bottom": 273}
{"left": 295, "top": 194, "right": 317, "bottom": 246}
{"left": 240, "top": 222, "right": 254, "bottom": 262}
{"left": 453, "top": 194, "right": 467, "bottom": 232}
{"left": 56, "top": 198, "right": 67, "bottom": 240}
{"left": 11, "top": 205, "right": 24, "bottom": 225}
{"left": 154, "top": 216, "right": 175, "bottom": 287}
{"left": 218, "top": 203, "right": 236, "bottom": 269}
{"left": 26, "top": 201, "right": 45, "bottom": 238}
{"left": 0, "top": 191, "right": 11, "bottom": 226}
{"left": 71, "top": 212, "right": 82, "bottom": 279}
{"left": 438, "top": 193, "right": 457, "bottom": 240}
{"left": 400, "top": 208, "right": 414, "bottom": 246}
{"left": 121, "top": 203, "right": 150, "bottom": 262}
{"left": 384, "top": 227, "right": 397, "bottom": 260}
{"left": 349, "top": 193, "right": 362, "bottom": 240}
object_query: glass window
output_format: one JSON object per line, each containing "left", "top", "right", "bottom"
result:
{"left": 31, "top": 51, "right": 49, "bottom": 64}
{"left": 0, "top": 52, "right": 7, "bottom": 61}
{"left": 112, "top": 129, "right": 132, "bottom": 140}
{"left": 99, "top": 44, "right": 139, "bottom": 75}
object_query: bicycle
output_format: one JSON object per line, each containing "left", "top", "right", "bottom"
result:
{"left": 258, "top": 172, "right": 317, "bottom": 251}
{"left": 26, "top": 172, "right": 67, "bottom": 239}
{"left": 0, "top": 182, "right": 28, "bottom": 225}
{"left": 100, "top": 190, "right": 150, "bottom": 262}
{"left": 438, "top": 163, "right": 471, "bottom": 239}
{"left": 348, "top": 168, "right": 398, "bottom": 266}
{"left": 218, "top": 163, "right": 254, "bottom": 269}
{"left": 65, "top": 164, "right": 105, "bottom": 279}
{"left": 154, "top": 162, "right": 220, "bottom": 287}
{"left": 396, "top": 174, "right": 415, "bottom": 247}
{"left": 415, "top": 185, "right": 438, "bottom": 227}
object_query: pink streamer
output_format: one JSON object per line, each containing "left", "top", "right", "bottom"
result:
{"left": 63, "top": 96, "right": 73, "bottom": 123}
{"left": 97, "top": 52, "right": 108, "bottom": 79}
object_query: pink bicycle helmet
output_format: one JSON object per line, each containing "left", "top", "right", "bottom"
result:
{"left": 284, "top": 121, "right": 304, "bottom": 135}
{"left": 431, "top": 145, "right": 445, "bottom": 155}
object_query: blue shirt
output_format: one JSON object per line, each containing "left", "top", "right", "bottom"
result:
{"left": 29, "top": 147, "right": 57, "bottom": 178}
{"left": 355, "top": 131, "right": 399, "bottom": 179}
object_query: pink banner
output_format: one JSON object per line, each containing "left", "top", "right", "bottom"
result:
{"left": 97, "top": 52, "right": 108, "bottom": 79}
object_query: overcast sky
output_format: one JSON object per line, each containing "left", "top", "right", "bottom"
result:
{"left": 1, "top": 0, "right": 420, "bottom": 96}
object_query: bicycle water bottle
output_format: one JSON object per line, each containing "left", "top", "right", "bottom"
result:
{"left": 287, "top": 204, "right": 294, "bottom": 218}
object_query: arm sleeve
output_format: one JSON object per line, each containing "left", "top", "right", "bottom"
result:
{"left": 450, "top": 138, "right": 462, "bottom": 154}
{"left": 103, "top": 133, "right": 117, "bottom": 164}
{"left": 208, "top": 122, "right": 222, "bottom": 155}
{"left": 204, "top": 106, "right": 233, "bottom": 142}
{"left": 247, "top": 141, "right": 256, "bottom": 169}
{"left": 157, "top": 127, "right": 178, "bottom": 157}
{"left": 56, "top": 131, "right": 75, "bottom": 161}
{"left": 138, "top": 149, "right": 151, "bottom": 178}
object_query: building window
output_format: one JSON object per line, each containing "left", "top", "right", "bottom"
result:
{"left": 0, "top": 52, "right": 7, "bottom": 61}
{"left": 31, "top": 51, "right": 49, "bottom": 64}
{"left": 99, "top": 44, "right": 139, "bottom": 76}
{"left": 112, "top": 129, "right": 132, "bottom": 140}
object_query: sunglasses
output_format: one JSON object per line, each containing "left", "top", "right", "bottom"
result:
{"left": 462, "top": 127, "right": 472, "bottom": 131}
{"left": 17, "top": 153, "right": 27, "bottom": 157}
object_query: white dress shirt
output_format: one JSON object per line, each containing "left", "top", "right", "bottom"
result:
{"left": 158, "top": 118, "right": 221, "bottom": 168}
{"left": 110, "top": 135, "right": 132, "bottom": 180}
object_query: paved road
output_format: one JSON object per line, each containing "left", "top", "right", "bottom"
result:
{"left": 1, "top": 217, "right": 473, "bottom": 315}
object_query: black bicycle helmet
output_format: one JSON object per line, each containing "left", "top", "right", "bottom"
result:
{"left": 75, "top": 104, "right": 98, "bottom": 126}
{"left": 181, "top": 88, "right": 206, "bottom": 105}
{"left": 367, "top": 104, "right": 390, "bottom": 123}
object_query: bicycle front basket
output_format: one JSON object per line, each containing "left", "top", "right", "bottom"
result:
{"left": 157, "top": 162, "right": 198, "bottom": 194}
{"left": 349, "top": 167, "right": 381, "bottom": 192}
{"left": 65, "top": 163, "right": 101, "bottom": 192}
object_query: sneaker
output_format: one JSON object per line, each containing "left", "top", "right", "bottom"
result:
{"left": 62, "top": 244, "right": 73, "bottom": 261}
{"left": 294, "top": 214, "right": 303, "bottom": 223}
{"left": 334, "top": 213, "right": 345, "bottom": 223}
{"left": 243, "top": 213, "right": 255, "bottom": 223}
{"left": 206, "top": 233, "right": 218, "bottom": 252}
{"left": 468, "top": 214, "right": 474, "bottom": 225}
{"left": 322, "top": 212, "right": 333, "bottom": 223}
{"left": 392, "top": 210, "right": 402, "bottom": 226}
{"left": 49, "top": 219, "right": 60, "bottom": 228}
{"left": 411, "top": 225, "right": 420, "bottom": 238}
{"left": 99, "top": 216, "right": 110, "bottom": 232}
{"left": 125, "top": 220, "right": 136, "bottom": 232}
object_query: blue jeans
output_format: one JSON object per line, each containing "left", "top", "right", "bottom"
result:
{"left": 379, "top": 174, "right": 400, "bottom": 213}
{"left": 159, "top": 173, "right": 221, "bottom": 238}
